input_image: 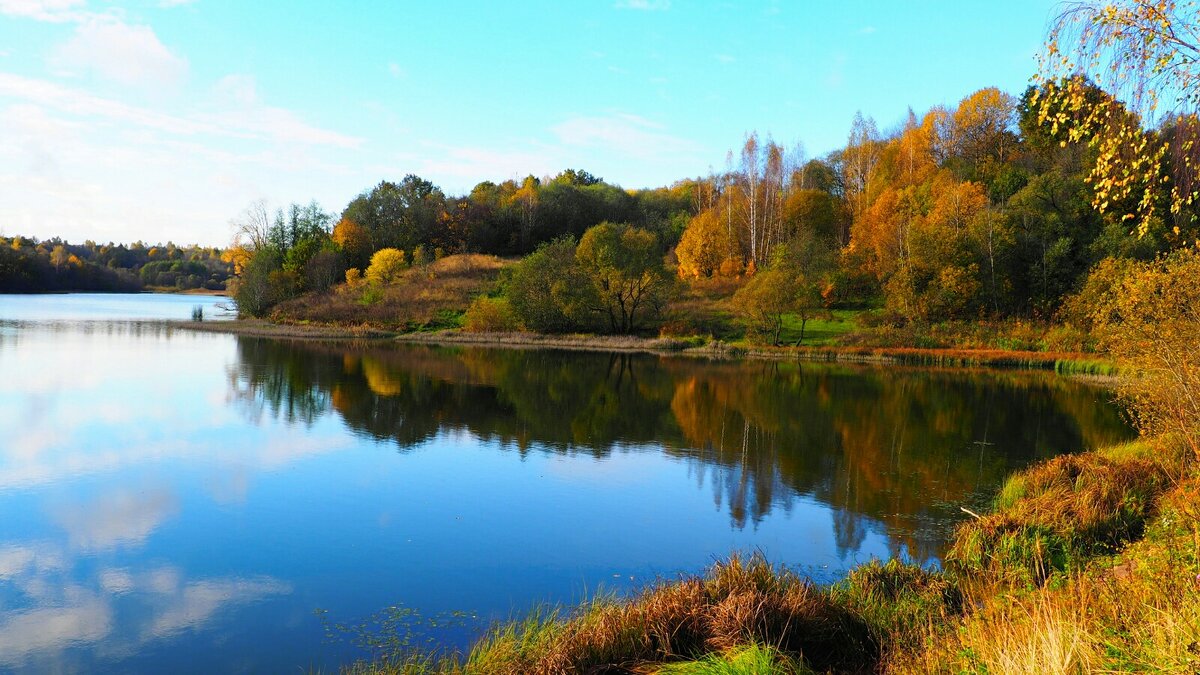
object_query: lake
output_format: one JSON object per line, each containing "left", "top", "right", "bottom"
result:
{"left": 0, "top": 294, "right": 1135, "bottom": 673}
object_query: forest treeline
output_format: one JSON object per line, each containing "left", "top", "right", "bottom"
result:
{"left": 229, "top": 76, "right": 1197, "bottom": 337}
{"left": 7, "top": 78, "right": 1192, "bottom": 326}
{"left": 0, "top": 236, "right": 231, "bottom": 293}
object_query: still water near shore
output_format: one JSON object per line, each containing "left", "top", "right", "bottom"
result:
{"left": 0, "top": 294, "right": 1134, "bottom": 673}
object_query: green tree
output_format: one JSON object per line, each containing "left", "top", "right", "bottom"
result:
{"left": 733, "top": 268, "right": 794, "bottom": 345}
{"left": 506, "top": 238, "right": 593, "bottom": 333}
{"left": 575, "top": 222, "right": 675, "bottom": 333}
{"left": 232, "top": 247, "right": 285, "bottom": 317}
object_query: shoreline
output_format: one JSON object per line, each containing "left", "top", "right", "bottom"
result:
{"left": 175, "top": 318, "right": 399, "bottom": 340}
{"left": 173, "top": 319, "right": 1118, "bottom": 374}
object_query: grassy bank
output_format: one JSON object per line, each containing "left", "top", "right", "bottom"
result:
{"left": 342, "top": 434, "right": 1197, "bottom": 674}
{"left": 392, "top": 329, "right": 1117, "bottom": 373}
{"left": 179, "top": 318, "right": 398, "bottom": 340}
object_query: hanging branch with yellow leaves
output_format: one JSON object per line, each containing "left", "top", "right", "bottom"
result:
{"left": 1035, "top": 0, "right": 1200, "bottom": 238}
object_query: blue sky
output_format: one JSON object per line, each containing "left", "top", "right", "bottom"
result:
{"left": 0, "top": 0, "right": 1060, "bottom": 246}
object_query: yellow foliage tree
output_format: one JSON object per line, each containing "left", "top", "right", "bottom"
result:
{"left": 221, "top": 245, "right": 253, "bottom": 276}
{"left": 952, "top": 87, "right": 1017, "bottom": 166}
{"left": 675, "top": 208, "right": 728, "bottom": 277}
{"left": 365, "top": 248, "right": 407, "bottom": 285}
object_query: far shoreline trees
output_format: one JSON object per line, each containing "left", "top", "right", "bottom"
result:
{"left": 0, "top": 236, "right": 230, "bottom": 294}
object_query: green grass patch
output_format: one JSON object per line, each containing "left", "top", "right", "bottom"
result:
{"left": 1054, "top": 358, "right": 1119, "bottom": 376}
{"left": 775, "top": 309, "right": 862, "bottom": 346}
{"left": 654, "top": 643, "right": 809, "bottom": 674}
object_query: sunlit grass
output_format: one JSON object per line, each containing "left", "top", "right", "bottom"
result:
{"left": 775, "top": 309, "right": 862, "bottom": 346}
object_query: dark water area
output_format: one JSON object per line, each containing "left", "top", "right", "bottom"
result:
{"left": 0, "top": 294, "right": 1135, "bottom": 673}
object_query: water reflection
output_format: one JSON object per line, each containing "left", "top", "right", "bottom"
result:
{"left": 232, "top": 340, "right": 1133, "bottom": 561}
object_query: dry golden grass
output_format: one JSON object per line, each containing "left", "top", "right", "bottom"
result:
{"left": 660, "top": 276, "right": 744, "bottom": 339}
{"left": 905, "top": 490, "right": 1200, "bottom": 674}
{"left": 272, "top": 254, "right": 509, "bottom": 330}
{"left": 433, "top": 555, "right": 876, "bottom": 675}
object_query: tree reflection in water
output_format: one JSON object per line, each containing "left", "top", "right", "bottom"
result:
{"left": 230, "top": 338, "right": 1134, "bottom": 562}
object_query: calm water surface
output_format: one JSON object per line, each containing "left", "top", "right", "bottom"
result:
{"left": 0, "top": 294, "right": 1135, "bottom": 673}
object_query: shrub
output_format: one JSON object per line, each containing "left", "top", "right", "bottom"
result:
{"left": 462, "top": 296, "right": 518, "bottom": 332}
{"left": 366, "top": 248, "right": 408, "bottom": 285}
{"left": 411, "top": 245, "right": 431, "bottom": 270}
{"left": 461, "top": 554, "right": 876, "bottom": 674}
{"left": 507, "top": 238, "right": 591, "bottom": 333}
{"left": 1102, "top": 251, "right": 1200, "bottom": 461}
{"left": 832, "top": 559, "right": 962, "bottom": 651}
{"left": 357, "top": 284, "right": 383, "bottom": 306}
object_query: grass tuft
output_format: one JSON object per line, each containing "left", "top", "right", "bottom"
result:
{"left": 948, "top": 451, "right": 1170, "bottom": 582}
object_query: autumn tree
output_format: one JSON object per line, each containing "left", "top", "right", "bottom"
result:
{"left": 332, "top": 217, "right": 372, "bottom": 270}
{"left": 733, "top": 268, "right": 794, "bottom": 345}
{"left": 844, "top": 112, "right": 883, "bottom": 222}
{"left": 365, "top": 248, "right": 408, "bottom": 285}
{"left": 951, "top": 87, "right": 1018, "bottom": 175}
{"left": 675, "top": 207, "right": 731, "bottom": 277}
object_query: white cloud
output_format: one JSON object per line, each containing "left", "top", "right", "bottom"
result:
{"left": 0, "top": 0, "right": 85, "bottom": 22}
{"left": 52, "top": 488, "right": 179, "bottom": 550}
{"left": 0, "top": 544, "right": 63, "bottom": 580}
{"left": 143, "top": 576, "right": 291, "bottom": 639}
{"left": 0, "top": 601, "right": 113, "bottom": 666}
{"left": 615, "top": 0, "right": 670, "bottom": 9}
{"left": 552, "top": 113, "right": 700, "bottom": 160}
{"left": 0, "top": 557, "right": 291, "bottom": 667}
{"left": 204, "top": 73, "right": 362, "bottom": 149}
{"left": 0, "top": 72, "right": 362, "bottom": 148}
{"left": 212, "top": 73, "right": 257, "bottom": 105}
{"left": 52, "top": 18, "right": 188, "bottom": 88}
{"left": 387, "top": 62, "right": 406, "bottom": 79}
{"left": 98, "top": 568, "right": 135, "bottom": 594}
{"left": 715, "top": 53, "right": 736, "bottom": 64}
